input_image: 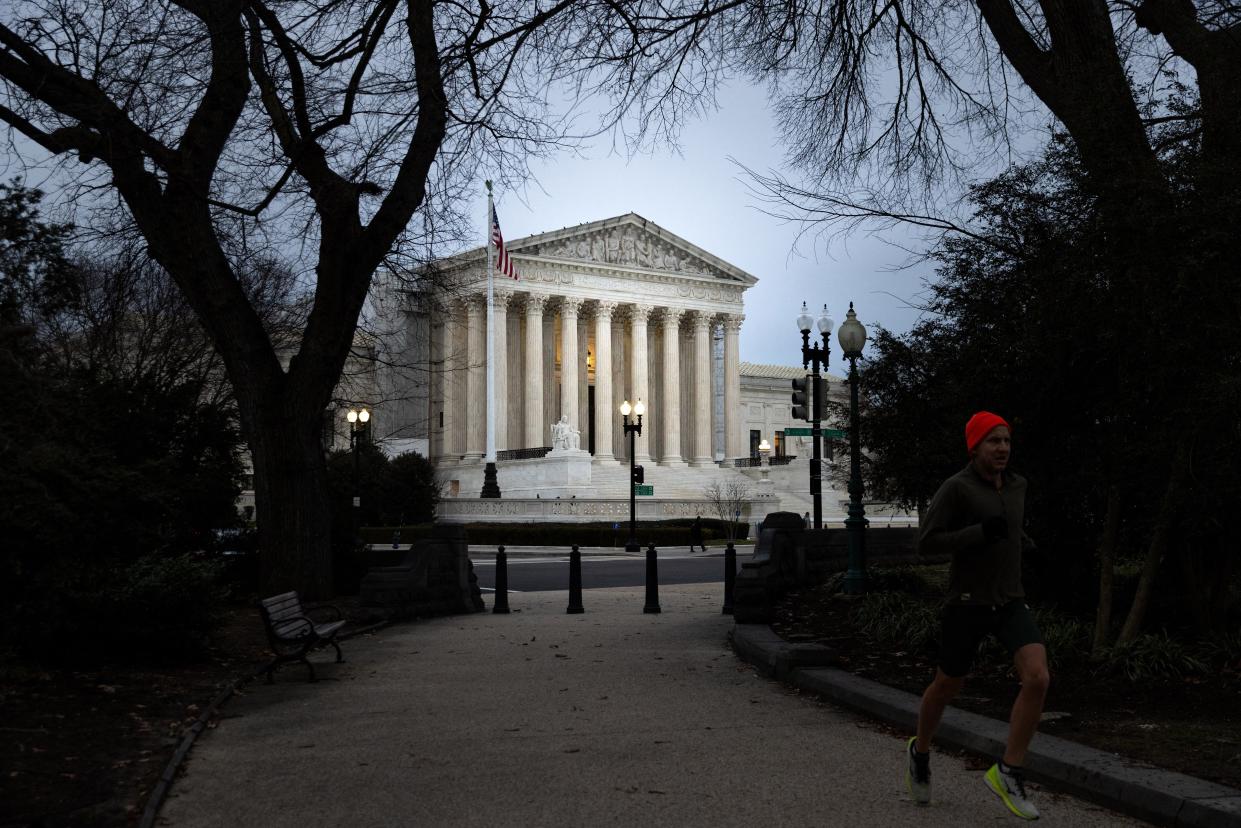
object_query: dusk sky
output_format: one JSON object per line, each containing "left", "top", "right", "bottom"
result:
{"left": 481, "top": 81, "right": 940, "bottom": 370}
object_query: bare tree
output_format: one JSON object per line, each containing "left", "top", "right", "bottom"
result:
{"left": 703, "top": 479, "right": 751, "bottom": 545}
{"left": 0, "top": 1, "right": 725, "bottom": 595}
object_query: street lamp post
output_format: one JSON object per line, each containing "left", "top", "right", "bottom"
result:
{"left": 621, "top": 399, "right": 645, "bottom": 554}
{"left": 796, "top": 302, "right": 834, "bottom": 529}
{"left": 837, "top": 302, "right": 869, "bottom": 595}
{"left": 347, "top": 406, "right": 370, "bottom": 547}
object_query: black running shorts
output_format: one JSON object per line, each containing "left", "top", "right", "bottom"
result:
{"left": 938, "top": 599, "right": 1043, "bottom": 678}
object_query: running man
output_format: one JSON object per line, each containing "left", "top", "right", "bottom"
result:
{"left": 906, "top": 411, "right": 1049, "bottom": 820}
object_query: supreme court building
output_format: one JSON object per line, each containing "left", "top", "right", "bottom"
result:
{"left": 345, "top": 213, "right": 899, "bottom": 523}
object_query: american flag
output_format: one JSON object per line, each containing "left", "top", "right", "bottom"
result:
{"left": 490, "top": 205, "right": 519, "bottom": 280}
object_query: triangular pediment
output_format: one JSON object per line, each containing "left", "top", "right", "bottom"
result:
{"left": 504, "top": 213, "right": 758, "bottom": 285}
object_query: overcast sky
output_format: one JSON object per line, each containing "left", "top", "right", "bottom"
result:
{"left": 482, "top": 81, "right": 935, "bottom": 371}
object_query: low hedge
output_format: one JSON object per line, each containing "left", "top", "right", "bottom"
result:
{"left": 360, "top": 518, "right": 749, "bottom": 549}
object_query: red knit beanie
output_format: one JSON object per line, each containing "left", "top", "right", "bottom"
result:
{"left": 965, "top": 411, "right": 1010, "bottom": 452}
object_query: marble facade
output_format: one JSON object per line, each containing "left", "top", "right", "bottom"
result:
{"left": 427, "top": 214, "right": 757, "bottom": 469}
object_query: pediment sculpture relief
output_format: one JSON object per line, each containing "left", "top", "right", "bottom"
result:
{"left": 523, "top": 226, "right": 722, "bottom": 277}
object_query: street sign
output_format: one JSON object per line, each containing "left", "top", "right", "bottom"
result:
{"left": 635, "top": 484, "right": 654, "bottom": 496}
{"left": 785, "top": 427, "right": 845, "bottom": 438}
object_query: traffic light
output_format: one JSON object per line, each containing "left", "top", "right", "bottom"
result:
{"left": 632, "top": 464, "right": 645, "bottom": 485}
{"left": 791, "top": 376, "right": 810, "bottom": 421}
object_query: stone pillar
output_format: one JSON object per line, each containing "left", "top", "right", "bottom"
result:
{"left": 723, "top": 314, "right": 744, "bottom": 461}
{"left": 491, "top": 288, "right": 512, "bottom": 452}
{"left": 437, "top": 308, "right": 456, "bottom": 461}
{"left": 659, "top": 309, "right": 684, "bottom": 465}
{"left": 629, "top": 304, "right": 653, "bottom": 462}
{"left": 464, "top": 294, "right": 486, "bottom": 461}
{"left": 593, "top": 301, "right": 617, "bottom": 462}
{"left": 560, "top": 297, "right": 582, "bottom": 435}
{"left": 523, "top": 293, "right": 547, "bottom": 449}
{"left": 690, "top": 311, "right": 714, "bottom": 466}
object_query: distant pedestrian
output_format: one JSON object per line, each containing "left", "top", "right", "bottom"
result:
{"left": 803, "top": 511, "right": 811, "bottom": 529}
{"left": 906, "top": 411, "right": 1047, "bottom": 820}
{"left": 688, "top": 515, "right": 705, "bottom": 552}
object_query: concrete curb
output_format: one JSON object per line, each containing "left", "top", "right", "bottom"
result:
{"left": 732, "top": 624, "right": 1241, "bottom": 828}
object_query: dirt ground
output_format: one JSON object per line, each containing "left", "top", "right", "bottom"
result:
{"left": 1, "top": 604, "right": 288, "bottom": 828}
{"left": 772, "top": 582, "right": 1241, "bottom": 790}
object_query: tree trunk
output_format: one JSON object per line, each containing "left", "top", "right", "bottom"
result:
{"left": 1116, "top": 437, "right": 1191, "bottom": 645}
{"left": 248, "top": 409, "right": 334, "bottom": 598}
{"left": 1091, "top": 485, "right": 1120, "bottom": 658}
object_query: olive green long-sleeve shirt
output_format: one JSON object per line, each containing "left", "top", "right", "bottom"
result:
{"left": 917, "top": 464, "right": 1033, "bottom": 607}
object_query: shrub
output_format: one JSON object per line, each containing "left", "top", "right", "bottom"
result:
{"left": 9, "top": 553, "right": 224, "bottom": 666}
{"left": 864, "top": 566, "right": 935, "bottom": 595}
{"left": 851, "top": 592, "right": 940, "bottom": 652}
{"left": 1103, "top": 631, "right": 1209, "bottom": 682}
{"left": 1031, "top": 607, "right": 1090, "bottom": 671}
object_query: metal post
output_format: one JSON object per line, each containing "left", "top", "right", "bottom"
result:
{"left": 643, "top": 541, "right": 661, "bottom": 614}
{"left": 567, "top": 544, "right": 584, "bottom": 614}
{"left": 843, "top": 352, "right": 868, "bottom": 594}
{"left": 493, "top": 546, "right": 510, "bottom": 614}
{"left": 810, "top": 362, "right": 823, "bottom": 530}
{"left": 722, "top": 542, "right": 736, "bottom": 615}
{"left": 350, "top": 426, "right": 359, "bottom": 546}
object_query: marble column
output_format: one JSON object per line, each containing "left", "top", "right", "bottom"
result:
{"left": 560, "top": 297, "right": 582, "bottom": 435}
{"left": 465, "top": 294, "right": 486, "bottom": 461}
{"left": 593, "top": 301, "right": 617, "bottom": 462}
{"left": 491, "top": 288, "right": 512, "bottom": 452}
{"left": 659, "top": 308, "right": 684, "bottom": 465}
{"left": 722, "top": 314, "right": 744, "bottom": 461}
{"left": 629, "top": 304, "right": 653, "bottom": 462}
{"left": 438, "top": 307, "right": 458, "bottom": 461}
{"left": 523, "top": 293, "right": 547, "bottom": 448}
{"left": 690, "top": 311, "right": 714, "bottom": 466}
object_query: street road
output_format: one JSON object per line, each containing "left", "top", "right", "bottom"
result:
{"left": 472, "top": 552, "right": 738, "bottom": 593}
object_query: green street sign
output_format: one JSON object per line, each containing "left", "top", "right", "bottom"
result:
{"left": 635, "top": 484, "right": 654, "bottom": 496}
{"left": 784, "top": 427, "right": 845, "bottom": 438}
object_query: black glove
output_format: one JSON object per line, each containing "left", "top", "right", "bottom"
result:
{"left": 982, "top": 515, "right": 1009, "bottom": 542}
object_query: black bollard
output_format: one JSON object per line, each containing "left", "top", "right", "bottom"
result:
{"left": 643, "top": 541, "right": 661, "bottom": 614}
{"left": 493, "top": 546, "right": 510, "bottom": 614}
{"left": 567, "top": 544, "right": 584, "bottom": 614}
{"left": 722, "top": 542, "right": 736, "bottom": 615}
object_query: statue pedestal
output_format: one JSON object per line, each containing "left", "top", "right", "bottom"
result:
{"left": 506, "top": 449, "right": 597, "bottom": 498}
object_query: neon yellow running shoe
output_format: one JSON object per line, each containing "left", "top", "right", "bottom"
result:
{"left": 905, "top": 737, "right": 931, "bottom": 805}
{"left": 985, "top": 762, "right": 1040, "bottom": 820}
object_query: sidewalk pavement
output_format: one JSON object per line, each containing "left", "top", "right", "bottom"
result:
{"left": 160, "top": 585, "right": 1146, "bottom": 827}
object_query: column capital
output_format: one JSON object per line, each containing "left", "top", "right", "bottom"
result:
{"left": 689, "top": 309, "right": 713, "bottom": 331}
{"left": 659, "top": 307, "right": 685, "bottom": 328}
{"left": 523, "top": 292, "right": 549, "bottom": 314}
{"left": 493, "top": 287, "right": 515, "bottom": 308}
{"left": 721, "top": 313, "right": 745, "bottom": 333}
{"left": 560, "top": 296, "right": 584, "bottom": 317}
{"left": 464, "top": 293, "right": 487, "bottom": 314}
{"left": 629, "top": 303, "right": 654, "bottom": 323}
{"left": 593, "top": 299, "right": 620, "bottom": 320}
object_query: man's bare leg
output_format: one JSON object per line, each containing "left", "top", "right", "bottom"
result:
{"left": 916, "top": 669, "right": 965, "bottom": 752}
{"left": 1003, "top": 643, "right": 1050, "bottom": 766}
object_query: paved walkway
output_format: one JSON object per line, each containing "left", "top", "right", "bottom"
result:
{"left": 160, "top": 585, "right": 1144, "bottom": 826}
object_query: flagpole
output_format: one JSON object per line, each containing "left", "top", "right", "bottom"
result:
{"left": 481, "top": 181, "right": 500, "bottom": 497}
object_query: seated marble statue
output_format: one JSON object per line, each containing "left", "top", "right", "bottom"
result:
{"left": 550, "top": 415, "right": 568, "bottom": 450}
{"left": 551, "top": 415, "right": 581, "bottom": 452}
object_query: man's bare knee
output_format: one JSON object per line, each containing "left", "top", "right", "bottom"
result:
{"left": 926, "top": 671, "right": 964, "bottom": 704}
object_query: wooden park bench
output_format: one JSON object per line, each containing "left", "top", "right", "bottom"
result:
{"left": 258, "top": 591, "right": 346, "bottom": 682}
